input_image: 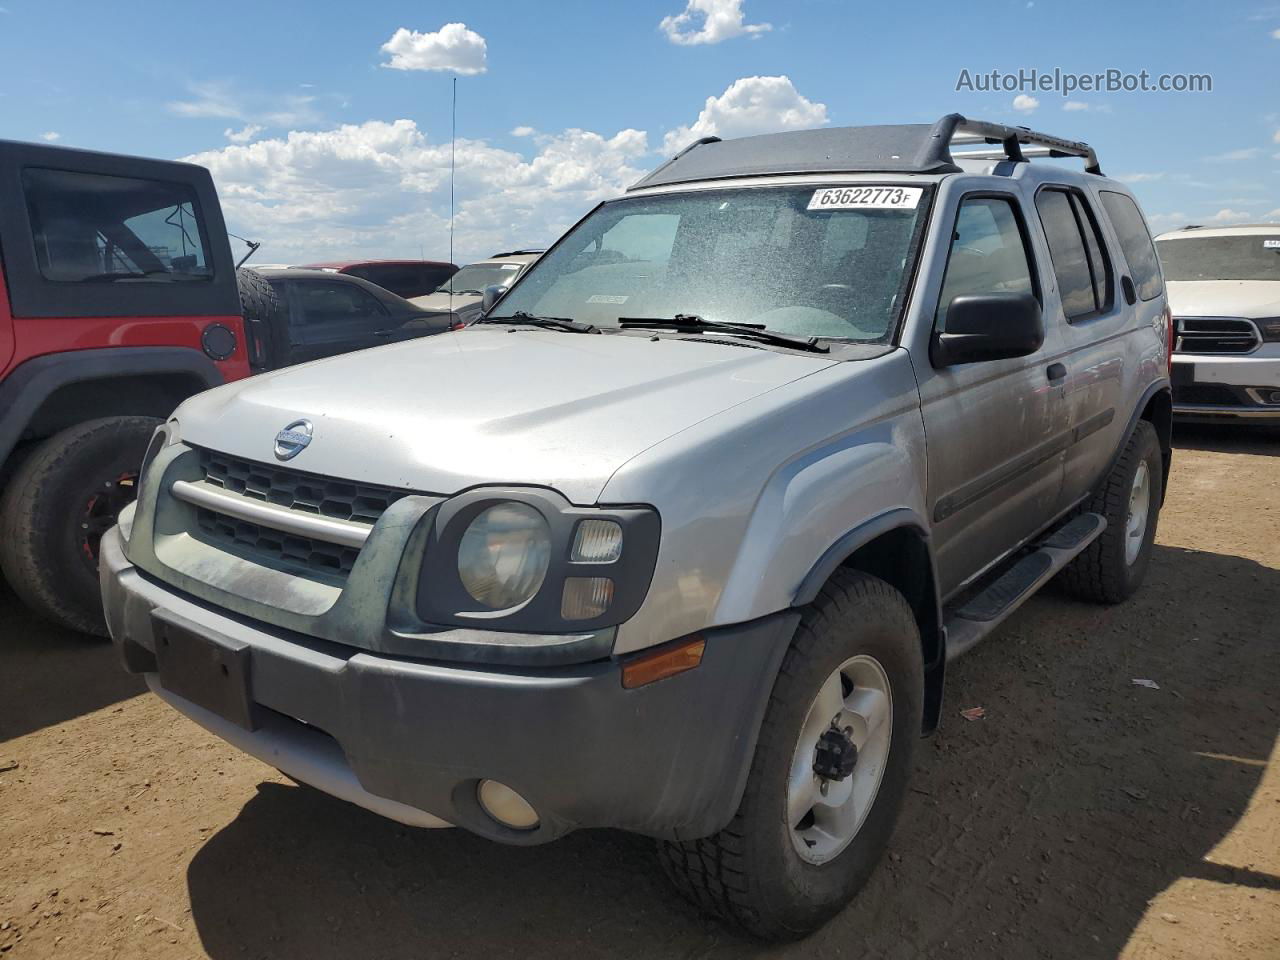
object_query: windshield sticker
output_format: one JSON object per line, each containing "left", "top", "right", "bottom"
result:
{"left": 808, "top": 186, "right": 922, "bottom": 211}
{"left": 1264, "top": 240, "right": 1280, "bottom": 249}
{"left": 587, "top": 294, "right": 629, "bottom": 304}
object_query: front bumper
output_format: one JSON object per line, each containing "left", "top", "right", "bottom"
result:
{"left": 101, "top": 527, "right": 797, "bottom": 844}
{"left": 1172, "top": 350, "right": 1280, "bottom": 420}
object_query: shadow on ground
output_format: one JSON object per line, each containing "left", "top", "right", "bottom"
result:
{"left": 0, "top": 579, "right": 143, "bottom": 742}
{"left": 184, "top": 544, "right": 1280, "bottom": 960}
{"left": 1173, "top": 421, "right": 1280, "bottom": 457}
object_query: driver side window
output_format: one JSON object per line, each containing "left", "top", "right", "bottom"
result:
{"left": 936, "top": 197, "right": 1035, "bottom": 328}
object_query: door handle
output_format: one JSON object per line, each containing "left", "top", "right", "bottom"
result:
{"left": 1046, "top": 362, "right": 1067, "bottom": 382}
{"left": 1120, "top": 275, "right": 1137, "bottom": 306}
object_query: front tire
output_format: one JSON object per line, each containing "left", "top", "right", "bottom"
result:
{"left": 1059, "top": 420, "right": 1163, "bottom": 604}
{"left": 658, "top": 570, "right": 923, "bottom": 940}
{"left": 0, "top": 416, "right": 159, "bottom": 636}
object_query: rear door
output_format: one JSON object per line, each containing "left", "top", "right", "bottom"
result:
{"left": 1036, "top": 185, "right": 1151, "bottom": 506}
{"left": 284, "top": 278, "right": 398, "bottom": 364}
{"left": 916, "top": 192, "right": 1069, "bottom": 596}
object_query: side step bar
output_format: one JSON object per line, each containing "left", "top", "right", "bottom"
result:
{"left": 944, "top": 512, "right": 1106, "bottom": 662}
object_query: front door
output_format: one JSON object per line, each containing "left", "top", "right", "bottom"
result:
{"left": 284, "top": 279, "right": 396, "bottom": 365}
{"left": 916, "top": 193, "right": 1070, "bottom": 597}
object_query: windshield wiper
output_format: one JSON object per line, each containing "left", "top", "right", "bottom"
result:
{"left": 476, "top": 311, "right": 600, "bottom": 334}
{"left": 618, "top": 314, "right": 829, "bottom": 354}
{"left": 79, "top": 269, "right": 204, "bottom": 283}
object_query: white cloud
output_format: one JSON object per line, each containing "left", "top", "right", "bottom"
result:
{"left": 662, "top": 75, "right": 828, "bottom": 153}
{"left": 511, "top": 126, "right": 536, "bottom": 137}
{"left": 1266, "top": 207, "right": 1280, "bottom": 218}
{"left": 1272, "top": 27, "right": 1280, "bottom": 38}
{"left": 660, "top": 0, "right": 771, "bottom": 45}
{"left": 1205, "top": 208, "right": 1253, "bottom": 223}
{"left": 168, "top": 82, "right": 319, "bottom": 127}
{"left": 1062, "top": 100, "right": 1090, "bottom": 112}
{"left": 1274, "top": 129, "right": 1280, "bottom": 143}
{"left": 379, "top": 23, "right": 487, "bottom": 74}
{"left": 40, "top": 131, "right": 60, "bottom": 142}
{"left": 1012, "top": 94, "right": 1040, "bottom": 114}
{"left": 224, "top": 124, "right": 264, "bottom": 144}
{"left": 185, "top": 119, "right": 648, "bottom": 266}
{"left": 1205, "top": 147, "right": 1263, "bottom": 161}
{"left": 1116, "top": 172, "right": 1165, "bottom": 183}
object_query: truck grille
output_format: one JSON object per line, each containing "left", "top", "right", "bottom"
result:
{"left": 1174, "top": 317, "right": 1260, "bottom": 355}
{"left": 199, "top": 449, "right": 408, "bottom": 523}
{"left": 191, "top": 449, "right": 411, "bottom": 578}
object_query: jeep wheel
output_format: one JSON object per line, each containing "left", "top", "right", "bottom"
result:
{"left": 1058, "top": 419, "right": 1163, "bottom": 604}
{"left": 0, "top": 416, "right": 159, "bottom": 636}
{"left": 658, "top": 570, "right": 922, "bottom": 940}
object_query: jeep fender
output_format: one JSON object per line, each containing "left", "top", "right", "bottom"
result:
{"left": 0, "top": 346, "right": 223, "bottom": 466}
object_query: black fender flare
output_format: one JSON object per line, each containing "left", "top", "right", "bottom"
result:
{"left": 793, "top": 507, "right": 946, "bottom": 734}
{"left": 0, "top": 346, "right": 223, "bottom": 465}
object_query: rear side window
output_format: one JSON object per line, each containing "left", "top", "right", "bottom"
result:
{"left": 22, "top": 167, "right": 211, "bottom": 282}
{"left": 936, "top": 196, "right": 1036, "bottom": 327}
{"left": 1100, "top": 192, "right": 1163, "bottom": 301}
{"left": 1035, "top": 188, "right": 1114, "bottom": 321}
{"left": 293, "top": 281, "right": 387, "bottom": 326}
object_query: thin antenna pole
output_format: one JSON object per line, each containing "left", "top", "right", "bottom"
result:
{"left": 449, "top": 76, "right": 456, "bottom": 315}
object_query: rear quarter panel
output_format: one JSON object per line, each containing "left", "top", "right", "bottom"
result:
{"left": 604, "top": 349, "right": 928, "bottom": 655}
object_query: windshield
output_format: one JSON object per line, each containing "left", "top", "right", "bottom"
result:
{"left": 494, "top": 185, "right": 929, "bottom": 341}
{"left": 435, "top": 262, "right": 523, "bottom": 294}
{"left": 1157, "top": 236, "right": 1280, "bottom": 282}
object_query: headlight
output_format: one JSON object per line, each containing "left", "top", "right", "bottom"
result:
{"left": 457, "top": 503, "right": 552, "bottom": 609}
{"left": 416, "top": 488, "right": 661, "bottom": 634}
{"left": 1257, "top": 317, "right": 1280, "bottom": 343}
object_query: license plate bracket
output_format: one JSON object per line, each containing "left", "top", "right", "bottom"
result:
{"left": 152, "top": 610, "right": 259, "bottom": 731}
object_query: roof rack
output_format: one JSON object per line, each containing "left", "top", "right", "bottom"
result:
{"left": 628, "top": 113, "right": 1101, "bottom": 191}
{"left": 489, "top": 248, "right": 545, "bottom": 258}
{"left": 943, "top": 115, "right": 1102, "bottom": 175}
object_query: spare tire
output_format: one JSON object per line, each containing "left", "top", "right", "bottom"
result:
{"left": 235, "top": 267, "right": 279, "bottom": 368}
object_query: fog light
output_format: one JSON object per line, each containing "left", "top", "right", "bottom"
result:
{"left": 571, "top": 519, "right": 623, "bottom": 562}
{"left": 477, "top": 779, "right": 539, "bottom": 830}
{"left": 561, "top": 577, "right": 613, "bottom": 620}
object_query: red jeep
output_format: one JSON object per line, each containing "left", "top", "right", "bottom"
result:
{"left": 0, "top": 139, "right": 257, "bottom": 635}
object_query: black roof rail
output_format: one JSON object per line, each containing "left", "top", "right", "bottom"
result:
{"left": 627, "top": 114, "right": 1101, "bottom": 191}
{"left": 938, "top": 114, "right": 1102, "bottom": 175}
{"left": 1181, "top": 224, "right": 1203, "bottom": 230}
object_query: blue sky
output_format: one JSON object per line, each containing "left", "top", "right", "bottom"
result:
{"left": 2, "top": 0, "right": 1277, "bottom": 264}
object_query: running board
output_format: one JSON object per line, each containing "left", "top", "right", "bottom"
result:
{"left": 944, "top": 512, "right": 1106, "bottom": 662}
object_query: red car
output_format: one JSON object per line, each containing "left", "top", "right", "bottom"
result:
{"left": 293, "top": 259, "right": 458, "bottom": 300}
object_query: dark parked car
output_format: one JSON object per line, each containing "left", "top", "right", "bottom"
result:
{"left": 293, "top": 259, "right": 458, "bottom": 299}
{"left": 253, "top": 268, "right": 455, "bottom": 367}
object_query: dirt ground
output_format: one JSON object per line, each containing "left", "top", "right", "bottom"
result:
{"left": 1, "top": 424, "right": 1277, "bottom": 960}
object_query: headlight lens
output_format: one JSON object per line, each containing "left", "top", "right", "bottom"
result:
{"left": 1257, "top": 317, "right": 1280, "bottom": 343}
{"left": 457, "top": 503, "right": 552, "bottom": 609}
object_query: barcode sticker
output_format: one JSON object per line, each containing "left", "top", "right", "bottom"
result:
{"left": 808, "top": 186, "right": 923, "bottom": 210}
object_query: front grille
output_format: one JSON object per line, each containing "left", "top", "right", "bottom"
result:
{"left": 1175, "top": 317, "right": 1260, "bottom": 355}
{"left": 191, "top": 449, "right": 411, "bottom": 579}
{"left": 196, "top": 508, "right": 361, "bottom": 575}
{"left": 199, "top": 449, "right": 408, "bottom": 523}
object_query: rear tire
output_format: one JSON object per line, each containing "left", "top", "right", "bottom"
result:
{"left": 0, "top": 417, "right": 159, "bottom": 636}
{"left": 1058, "top": 419, "right": 1163, "bottom": 604}
{"left": 236, "top": 267, "right": 279, "bottom": 367}
{"left": 658, "top": 570, "right": 922, "bottom": 941}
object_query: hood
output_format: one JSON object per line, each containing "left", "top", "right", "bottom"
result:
{"left": 176, "top": 329, "right": 835, "bottom": 503}
{"left": 409, "top": 291, "right": 482, "bottom": 313}
{"left": 1165, "top": 280, "right": 1280, "bottom": 319}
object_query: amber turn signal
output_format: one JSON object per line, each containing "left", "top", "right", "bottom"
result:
{"left": 621, "top": 635, "right": 706, "bottom": 689}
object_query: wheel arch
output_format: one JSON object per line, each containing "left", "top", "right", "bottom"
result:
{"left": 0, "top": 347, "right": 223, "bottom": 470}
{"left": 1139, "top": 384, "right": 1173, "bottom": 504}
{"left": 793, "top": 509, "right": 945, "bottom": 735}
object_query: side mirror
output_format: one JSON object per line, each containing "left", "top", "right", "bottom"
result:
{"left": 931, "top": 293, "right": 1043, "bottom": 367}
{"left": 481, "top": 284, "right": 508, "bottom": 314}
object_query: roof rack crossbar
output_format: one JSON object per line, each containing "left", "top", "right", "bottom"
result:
{"left": 935, "top": 113, "right": 1102, "bottom": 175}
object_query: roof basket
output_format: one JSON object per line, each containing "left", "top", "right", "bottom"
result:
{"left": 628, "top": 113, "right": 1102, "bottom": 191}
{"left": 940, "top": 114, "right": 1102, "bottom": 175}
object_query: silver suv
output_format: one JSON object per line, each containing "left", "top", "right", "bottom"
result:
{"left": 101, "top": 115, "right": 1173, "bottom": 940}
